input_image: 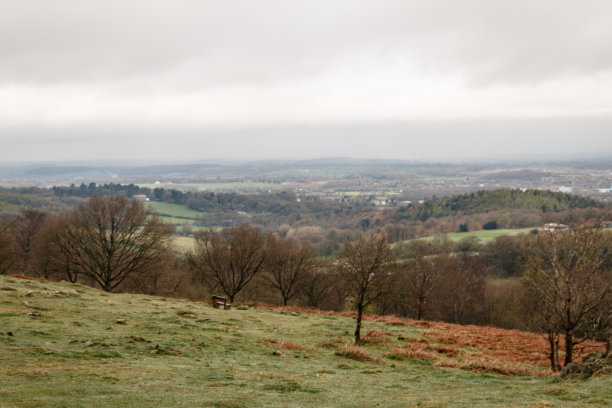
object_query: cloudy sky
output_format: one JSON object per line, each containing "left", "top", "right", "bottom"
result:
{"left": 1, "top": 0, "right": 612, "bottom": 162}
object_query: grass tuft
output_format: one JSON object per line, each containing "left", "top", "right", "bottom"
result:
{"left": 335, "top": 344, "right": 384, "bottom": 364}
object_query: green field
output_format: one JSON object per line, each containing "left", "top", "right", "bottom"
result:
{"left": 1, "top": 275, "right": 610, "bottom": 407}
{"left": 415, "top": 228, "right": 537, "bottom": 244}
{"left": 147, "top": 202, "right": 202, "bottom": 221}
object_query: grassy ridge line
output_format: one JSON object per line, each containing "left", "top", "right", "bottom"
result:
{"left": 416, "top": 227, "right": 536, "bottom": 244}
{"left": 1, "top": 275, "right": 610, "bottom": 407}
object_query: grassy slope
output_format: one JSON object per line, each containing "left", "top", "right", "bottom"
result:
{"left": 1, "top": 276, "right": 610, "bottom": 407}
{"left": 147, "top": 202, "right": 202, "bottom": 220}
{"left": 417, "top": 228, "right": 537, "bottom": 244}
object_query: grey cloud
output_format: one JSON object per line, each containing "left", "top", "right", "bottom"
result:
{"left": 3, "top": 115, "right": 612, "bottom": 162}
{"left": 1, "top": 1, "right": 611, "bottom": 88}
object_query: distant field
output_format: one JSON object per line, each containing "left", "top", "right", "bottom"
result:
{"left": 147, "top": 202, "right": 201, "bottom": 220}
{"left": 414, "top": 227, "right": 537, "bottom": 244}
{"left": 1, "top": 275, "right": 609, "bottom": 407}
{"left": 174, "top": 235, "right": 196, "bottom": 251}
{"left": 138, "top": 182, "right": 282, "bottom": 192}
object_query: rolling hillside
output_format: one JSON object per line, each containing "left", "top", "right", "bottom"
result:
{"left": 1, "top": 275, "right": 609, "bottom": 407}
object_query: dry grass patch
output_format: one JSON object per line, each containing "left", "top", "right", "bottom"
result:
{"left": 318, "top": 338, "right": 342, "bottom": 349}
{"left": 388, "top": 347, "right": 437, "bottom": 362}
{"left": 257, "top": 338, "right": 310, "bottom": 351}
{"left": 335, "top": 344, "right": 383, "bottom": 364}
{"left": 427, "top": 345, "right": 463, "bottom": 358}
{"left": 434, "top": 357, "right": 547, "bottom": 377}
{"left": 361, "top": 330, "right": 393, "bottom": 345}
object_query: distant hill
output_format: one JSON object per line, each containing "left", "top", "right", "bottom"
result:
{"left": 398, "top": 189, "right": 603, "bottom": 222}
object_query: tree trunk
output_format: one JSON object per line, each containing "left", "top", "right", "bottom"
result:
{"left": 564, "top": 330, "right": 573, "bottom": 366}
{"left": 555, "top": 335, "right": 561, "bottom": 370}
{"left": 355, "top": 303, "right": 363, "bottom": 343}
{"left": 548, "top": 331, "right": 559, "bottom": 372}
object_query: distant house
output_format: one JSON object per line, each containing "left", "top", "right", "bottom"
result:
{"left": 600, "top": 221, "right": 612, "bottom": 229}
{"left": 133, "top": 195, "right": 150, "bottom": 202}
{"left": 544, "top": 223, "right": 569, "bottom": 232}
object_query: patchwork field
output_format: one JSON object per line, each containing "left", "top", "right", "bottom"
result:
{"left": 2, "top": 276, "right": 609, "bottom": 407}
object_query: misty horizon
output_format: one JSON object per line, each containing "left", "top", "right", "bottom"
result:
{"left": 2, "top": 1, "right": 612, "bottom": 162}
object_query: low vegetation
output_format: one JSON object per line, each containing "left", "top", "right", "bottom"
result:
{"left": 1, "top": 275, "right": 610, "bottom": 407}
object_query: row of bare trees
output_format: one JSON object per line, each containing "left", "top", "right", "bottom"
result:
{"left": 1, "top": 195, "right": 610, "bottom": 367}
{"left": 187, "top": 224, "right": 318, "bottom": 305}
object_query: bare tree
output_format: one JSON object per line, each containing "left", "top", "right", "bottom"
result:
{"left": 264, "top": 235, "right": 315, "bottom": 306}
{"left": 13, "top": 209, "right": 48, "bottom": 275}
{"left": 37, "top": 214, "right": 81, "bottom": 282}
{"left": 0, "top": 217, "right": 17, "bottom": 275}
{"left": 336, "top": 234, "right": 393, "bottom": 343}
{"left": 523, "top": 223, "right": 612, "bottom": 367}
{"left": 404, "top": 240, "right": 438, "bottom": 320}
{"left": 299, "top": 265, "right": 334, "bottom": 308}
{"left": 436, "top": 253, "right": 487, "bottom": 324}
{"left": 188, "top": 224, "right": 267, "bottom": 302}
{"left": 56, "top": 195, "right": 175, "bottom": 292}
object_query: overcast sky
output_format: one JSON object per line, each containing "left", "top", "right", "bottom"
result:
{"left": 1, "top": 0, "right": 612, "bottom": 162}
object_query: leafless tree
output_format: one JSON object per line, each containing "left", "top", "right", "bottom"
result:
{"left": 264, "top": 235, "right": 316, "bottom": 306}
{"left": 55, "top": 195, "right": 175, "bottom": 292}
{"left": 404, "top": 240, "right": 438, "bottom": 320}
{"left": 188, "top": 224, "right": 267, "bottom": 302}
{"left": 523, "top": 223, "right": 612, "bottom": 367}
{"left": 0, "top": 217, "right": 17, "bottom": 275}
{"left": 336, "top": 234, "right": 393, "bottom": 343}
{"left": 435, "top": 253, "right": 487, "bottom": 324}
{"left": 299, "top": 265, "right": 334, "bottom": 308}
{"left": 13, "top": 209, "right": 48, "bottom": 275}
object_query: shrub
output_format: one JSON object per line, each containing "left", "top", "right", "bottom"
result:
{"left": 482, "top": 220, "right": 498, "bottom": 230}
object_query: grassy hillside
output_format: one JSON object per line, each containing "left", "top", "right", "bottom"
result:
{"left": 147, "top": 202, "right": 202, "bottom": 222}
{"left": 1, "top": 276, "right": 610, "bottom": 407}
{"left": 416, "top": 228, "right": 537, "bottom": 244}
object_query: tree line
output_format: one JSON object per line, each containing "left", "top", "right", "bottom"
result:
{"left": 5, "top": 185, "right": 607, "bottom": 244}
{"left": 1, "top": 194, "right": 610, "bottom": 370}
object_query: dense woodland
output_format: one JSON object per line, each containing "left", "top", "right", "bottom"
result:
{"left": 0, "top": 186, "right": 610, "bottom": 371}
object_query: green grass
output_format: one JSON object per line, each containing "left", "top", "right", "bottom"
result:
{"left": 1, "top": 275, "right": 610, "bottom": 407}
{"left": 414, "top": 228, "right": 537, "bottom": 244}
{"left": 147, "top": 202, "right": 202, "bottom": 220}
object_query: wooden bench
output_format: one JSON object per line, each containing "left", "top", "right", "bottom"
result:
{"left": 212, "top": 295, "right": 231, "bottom": 310}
